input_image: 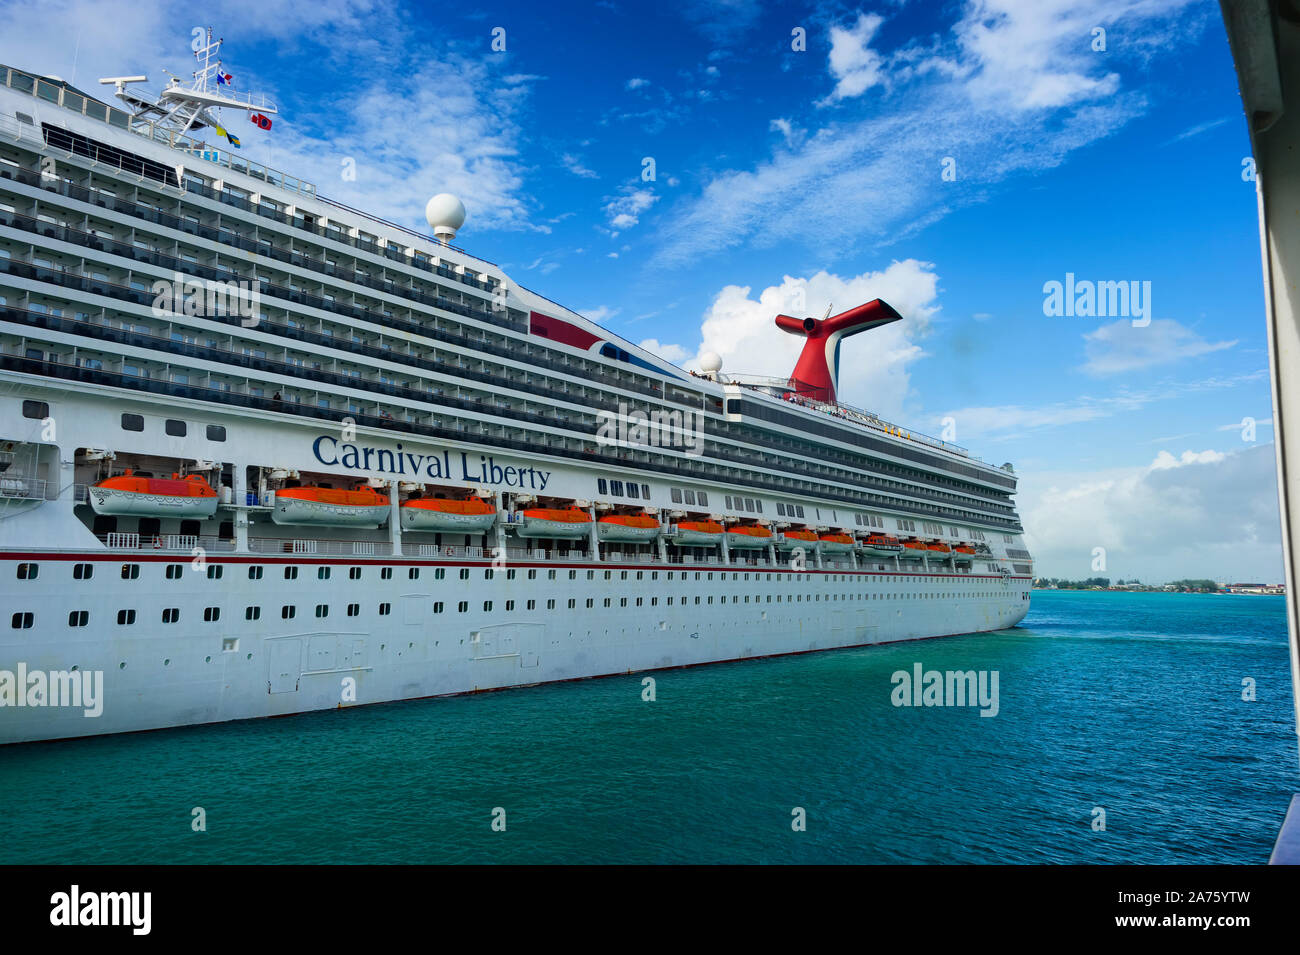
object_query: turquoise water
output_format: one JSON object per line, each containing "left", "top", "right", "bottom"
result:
{"left": 0, "top": 591, "right": 1295, "bottom": 863}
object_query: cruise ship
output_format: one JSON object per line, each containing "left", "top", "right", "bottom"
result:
{"left": 0, "top": 39, "right": 1032, "bottom": 744}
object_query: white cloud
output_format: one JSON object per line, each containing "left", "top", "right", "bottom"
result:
{"left": 1081, "top": 319, "right": 1237, "bottom": 376}
{"left": 626, "top": 77, "right": 650, "bottom": 90}
{"left": 1019, "top": 444, "right": 1282, "bottom": 583}
{"left": 942, "top": 371, "right": 1268, "bottom": 440}
{"left": 1150, "top": 449, "right": 1225, "bottom": 469}
{"left": 602, "top": 187, "right": 659, "bottom": 234}
{"left": 561, "top": 154, "right": 599, "bottom": 179}
{"left": 651, "top": 0, "right": 1200, "bottom": 266}
{"left": 580, "top": 306, "right": 620, "bottom": 323}
{"left": 638, "top": 339, "right": 690, "bottom": 364}
{"left": 820, "top": 13, "right": 886, "bottom": 104}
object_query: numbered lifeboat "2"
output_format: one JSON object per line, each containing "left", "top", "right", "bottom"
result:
{"left": 596, "top": 513, "right": 661, "bottom": 542}
{"left": 89, "top": 470, "right": 218, "bottom": 518}
{"left": 400, "top": 496, "right": 497, "bottom": 532}
{"left": 516, "top": 506, "right": 592, "bottom": 539}
{"left": 272, "top": 485, "right": 390, "bottom": 527}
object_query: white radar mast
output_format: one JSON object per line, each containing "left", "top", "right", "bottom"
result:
{"left": 99, "top": 28, "right": 276, "bottom": 140}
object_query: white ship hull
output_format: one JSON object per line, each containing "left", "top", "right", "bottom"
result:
{"left": 0, "top": 549, "right": 1031, "bottom": 744}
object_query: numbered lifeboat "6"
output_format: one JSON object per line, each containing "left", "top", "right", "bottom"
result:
{"left": 89, "top": 469, "right": 218, "bottom": 518}
{"left": 272, "top": 485, "right": 390, "bottom": 527}
{"left": 400, "top": 496, "right": 497, "bottom": 532}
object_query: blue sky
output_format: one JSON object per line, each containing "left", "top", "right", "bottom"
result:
{"left": 0, "top": 0, "right": 1281, "bottom": 583}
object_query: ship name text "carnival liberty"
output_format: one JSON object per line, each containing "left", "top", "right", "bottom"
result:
{"left": 312, "top": 437, "right": 551, "bottom": 490}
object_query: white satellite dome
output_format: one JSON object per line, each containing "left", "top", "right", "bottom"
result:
{"left": 425, "top": 193, "right": 467, "bottom": 244}
{"left": 699, "top": 352, "right": 723, "bottom": 374}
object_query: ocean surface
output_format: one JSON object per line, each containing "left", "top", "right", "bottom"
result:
{"left": 1, "top": 591, "right": 1296, "bottom": 864}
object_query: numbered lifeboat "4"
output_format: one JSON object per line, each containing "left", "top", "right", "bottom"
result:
{"left": 272, "top": 485, "right": 390, "bottom": 527}
{"left": 596, "top": 513, "right": 661, "bottom": 542}
{"left": 517, "top": 506, "right": 592, "bottom": 539}
{"left": 400, "top": 496, "right": 497, "bottom": 532}
{"left": 89, "top": 470, "right": 218, "bottom": 518}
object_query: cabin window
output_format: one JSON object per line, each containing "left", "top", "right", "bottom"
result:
{"left": 164, "top": 419, "right": 187, "bottom": 436}
{"left": 21, "top": 400, "right": 48, "bottom": 419}
{"left": 16, "top": 562, "right": 38, "bottom": 580}
{"left": 206, "top": 425, "right": 226, "bottom": 441}
{"left": 12, "top": 612, "right": 34, "bottom": 629}
{"left": 599, "top": 478, "right": 608, "bottom": 494}
{"left": 670, "top": 488, "right": 682, "bottom": 503}
{"left": 73, "top": 563, "right": 93, "bottom": 580}
{"left": 121, "top": 413, "right": 144, "bottom": 431}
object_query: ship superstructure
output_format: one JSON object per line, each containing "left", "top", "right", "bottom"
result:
{"left": 0, "top": 47, "right": 1031, "bottom": 743}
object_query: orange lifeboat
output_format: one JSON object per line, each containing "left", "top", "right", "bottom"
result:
{"left": 518, "top": 506, "right": 592, "bottom": 539}
{"left": 668, "top": 519, "right": 724, "bottom": 545}
{"left": 860, "top": 532, "right": 902, "bottom": 557}
{"left": 597, "top": 513, "right": 661, "bottom": 542}
{"left": 272, "top": 484, "right": 391, "bottom": 527}
{"left": 400, "top": 495, "right": 497, "bottom": 532}
{"left": 927, "top": 541, "right": 952, "bottom": 555}
{"left": 777, "top": 528, "right": 819, "bottom": 550}
{"left": 89, "top": 469, "right": 218, "bottom": 517}
{"left": 953, "top": 543, "right": 975, "bottom": 562}
{"left": 818, "top": 532, "right": 855, "bottom": 553}
{"left": 726, "top": 523, "right": 772, "bottom": 549}
{"left": 900, "top": 538, "right": 926, "bottom": 560}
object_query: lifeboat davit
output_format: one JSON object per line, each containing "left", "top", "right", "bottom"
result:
{"left": 859, "top": 533, "right": 902, "bottom": 557}
{"left": 596, "top": 513, "right": 660, "bottom": 542}
{"left": 776, "top": 528, "right": 819, "bottom": 551}
{"left": 89, "top": 470, "right": 218, "bottom": 518}
{"left": 667, "top": 519, "right": 724, "bottom": 546}
{"left": 516, "top": 506, "right": 592, "bottom": 539}
{"left": 899, "top": 538, "right": 926, "bottom": 560}
{"left": 272, "top": 485, "right": 390, "bottom": 527}
{"left": 953, "top": 543, "right": 975, "bottom": 563}
{"left": 818, "top": 532, "right": 855, "bottom": 553}
{"left": 726, "top": 524, "right": 772, "bottom": 549}
{"left": 400, "top": 496, "right": 496, "bottom": 532}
